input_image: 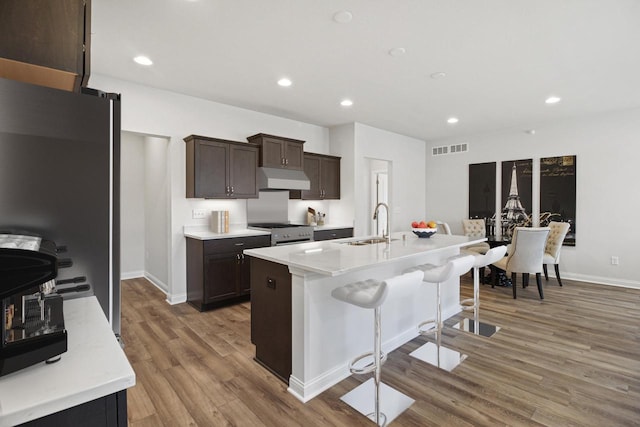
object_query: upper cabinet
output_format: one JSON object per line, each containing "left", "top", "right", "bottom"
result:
{"left": 0, "top": 0, "right": 91, "bottom": 92}
{"left": 184, "top": 135, "right": 259, "bottom": 199}
{"left": 290, "top": 152, "right": 341, "bottom": 200}
{"left": 246, "top": 134, "right": 305, "bottom": 171}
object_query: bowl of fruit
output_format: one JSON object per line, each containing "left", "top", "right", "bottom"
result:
{"left": 411, "top": 220, "right": 438, "bottom": 238}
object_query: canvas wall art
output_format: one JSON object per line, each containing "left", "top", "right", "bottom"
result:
{"left": 468, "top": 162, "right": 496, "bottom": 234}
{"left": 501, "top": 159, "right": 532, "bottom": 236}
{"left": 540, "top": 155, "right": 576, "bottom": 246}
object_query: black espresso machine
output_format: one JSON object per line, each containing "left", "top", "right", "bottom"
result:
{"left": 0, "top": 233, "right": 87, "bottom": 376}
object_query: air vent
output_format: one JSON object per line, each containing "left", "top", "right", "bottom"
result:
{"left": 432, "top": 146, "right": 449, "bottom": 156}
{"left": 432, "top": 143, "right": 468, "bottom": 156}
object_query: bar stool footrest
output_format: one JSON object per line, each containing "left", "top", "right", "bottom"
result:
{"left": 349, "top": 351, "right": 387, "bottom": 375}
{"left": 460, "top": 298, "right": 476, "bottom": 311}
{"left": 417, "top": 319, "right": 439, "bottom": 335}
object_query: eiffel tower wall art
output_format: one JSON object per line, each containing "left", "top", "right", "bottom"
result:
{"left": 468, "top": 162, "right": 497, "bottom": 233}
{"left": 501, "top": 159, "right": 533, "bottom": 237}
{"left": 540, "top": 155, "right": 576, "bottom": 246}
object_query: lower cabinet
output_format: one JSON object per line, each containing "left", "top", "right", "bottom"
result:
{"left": 313, "top": 227, "right": 353, "bottom": 241}
{"left": 186, "top": 235, "right": 270, "bottom": 311}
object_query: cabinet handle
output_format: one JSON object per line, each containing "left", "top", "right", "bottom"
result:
{"left": 230, "top": 186, "right": 234, "bottom": 195}
{"left": 235, "top": 242, "right": 245, "bottom": 246}
{"left": 266, "top": 277, "right": 276, "bottom": 289}
{"left": 281, "top": 157, "right": 285, "bottom": 165}
{"left": 285, "top": 158, "right": 289, "bottom": 165}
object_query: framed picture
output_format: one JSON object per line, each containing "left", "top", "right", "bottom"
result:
{"left": 501, "top": 159, "right": 532, "bottom": 236}
{"left": 468, "top": 162, "right": 496, "bottom": 234}
{"left": 540, "top": 155, "right": 576, "bottom": 246}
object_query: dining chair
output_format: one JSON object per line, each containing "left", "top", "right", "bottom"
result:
{"left": 435, "top": 221, "right": 452, "bottom": 235}
{"left": 543, "top": 221, "right": 571, "bottom": 287}
{"left": 462, "top": 219, "right": 490, "bottom": 254}
{"left": 491, "top": 227, "right": 550, "bottom": 299}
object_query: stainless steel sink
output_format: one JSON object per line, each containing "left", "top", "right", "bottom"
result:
{"left": 343, "top": 237, "right": 397, "bottom": 245}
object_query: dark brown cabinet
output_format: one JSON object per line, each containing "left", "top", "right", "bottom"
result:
{"left": 290, "top": 152, "right": 341, "bottom": 200}
{"left": 186, "top": 235, "right": 270, "bottom": 311}
{"left": 250, "top": 257, "right": 292, "bottom": 383}
{"left": 313, "top": 228, "right": 353, "bottom": 241}
{"left": 0, "top": 0, "right": 91, "bottom": 92}
{"left": 246, "top": 133, "right": 305, "bottom": 171}
{"left": 184, "top": 135, "right": 259, "bottom": 199}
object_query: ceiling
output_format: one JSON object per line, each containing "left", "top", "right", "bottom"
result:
{"left": 91, "top": 0, "right": 640, "bottom": 142}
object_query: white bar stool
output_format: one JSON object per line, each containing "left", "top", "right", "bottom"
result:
{"left": 405, "top": 255, "right": 474, "bottom": 371}
{"left": 331, "top": 270, "right": 422, "bottom": 426}
{"left": 455, "top": 245, "right": 507, "bottom": 337}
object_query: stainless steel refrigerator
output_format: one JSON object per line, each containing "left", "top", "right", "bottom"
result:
{"left": 0, "top": 77, "right": 121, "bottom": 336}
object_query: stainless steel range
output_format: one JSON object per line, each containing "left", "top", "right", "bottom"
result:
{"left": 247, "top": 191, "right": 314, "bottom": 246}
{"left": 248, "top": 223, "right": 314, "bottom": 246}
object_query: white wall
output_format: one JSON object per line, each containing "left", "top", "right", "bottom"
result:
{"left": 120, "top": 132, "right": 145, "bottom": 278}
{"left": 353, "top": 123, "right": 427, "bottom": 235}
{"left": 144, "top": 136, "right": 170, "bottom": 290}
{"left": 90, "top": 74, "right": 332, "bottom": 303}
{"left": 426, "top": 109, "right": 640, "bottom": 288}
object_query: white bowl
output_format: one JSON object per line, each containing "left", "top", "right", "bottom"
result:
{"left": 412, "top": 228, "right": 437, "bottom": 238}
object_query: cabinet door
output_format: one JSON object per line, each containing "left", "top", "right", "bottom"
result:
{"left": 321, "top": 156, "right": 341, "bottom": 199}
{"left": 300, "top": 154, "right": 322, "bottom": 199}
{"left": 203, "top": 252, "right": 239, "bottom": 302}
{"left": 260, "top": 137, "right": 286, "bottom": 168}
{"left": 195, "top": 140, "right": 229, "bottom": 198}
{"left": 284, "top": 141, "right": 304, "bottom": 170}
{"left": 229, "top": 144, "right": 258, "bottom": 198}
{"left": 314, "top": 228, "right": 353, "bottom": 241}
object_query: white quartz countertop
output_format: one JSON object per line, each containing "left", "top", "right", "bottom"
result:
{"left": 0, "top": 296, "right": 136, "bottom": 427}
{"left": 243, "top": 231, "right": 486, "bottom": 276}
{"left": 184, "top": 225, "right": 270, "bottom": 240}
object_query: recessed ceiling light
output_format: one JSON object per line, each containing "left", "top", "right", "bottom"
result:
{"left": 277, "top": 78, "right": 292, "bottom": 87}
{"left": 333, "top": 10, "right": 353, "bottom": 24}
{"left": 133, "top": 55, "right": 153, "bottom": 66}
{"left": 525, "top": 129, "right": 536, "bottom": 135}
{"left": 447, "top": 117, "right": 459, "bottom": 124}
{"left": 545, "top": 96, "right": 561, "bottom": 104}
{"left": 430, "top": 72, "right": 446, "bottom": 79}
{"left": 388, "top": 47, "right": 406, "bottom": 57}
{"left": 340, "top": 99, "right": 353, "bottom": 107}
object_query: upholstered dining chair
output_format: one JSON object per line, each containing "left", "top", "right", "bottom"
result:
{"left": 491, "top": 227, "right": 550, "bottom": 299}
{"left": 543, "top": 221, "right": 571, "bottom": 286}
{"left": 462, "top": 219, "right": 490, "bottom": 254}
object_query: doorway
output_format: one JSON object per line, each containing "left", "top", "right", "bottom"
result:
{"left": 368, "top": 159, "right": 390, "bottom": 235}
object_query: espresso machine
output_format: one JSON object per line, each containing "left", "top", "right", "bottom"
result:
{"left": 0, "top": 233, "right": 72, "bottom": 376}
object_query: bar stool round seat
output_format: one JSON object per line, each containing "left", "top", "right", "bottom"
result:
{"left": 457, "top": 245, "right": 507, "bottom": 337}
{"left": 331, "top": 279, "right": 389, "bottom": 375}
{"left": 331, "top": 271, "right": 422, "bottom": 426}
{"left": 404, "top": 255, "right": 474, "bottom": 371}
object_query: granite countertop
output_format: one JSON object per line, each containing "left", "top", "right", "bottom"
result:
{"left": 0, "top": 296, "right": 135, "bottom": 427}
{"left": 243, "top": 231, "right": 485, "bottom": 277}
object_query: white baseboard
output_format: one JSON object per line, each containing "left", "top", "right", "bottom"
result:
{"left": 144, "top": 272, "right": 168, "bottom": 293}
{"left": 563, "top": 273, "right": 640, "bottom": 290}
{"left": 166, "top": 292, "right": 187, "bottom": 305}
{"left": 120, "top": 270, "right": 144, "bottom": 280}
{"left": 287, "top": 326, "right": 419, "bottom": 403}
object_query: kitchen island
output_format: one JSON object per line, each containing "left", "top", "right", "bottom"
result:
{"left": 244, "top": 231, "right": 484, "bottom": 402}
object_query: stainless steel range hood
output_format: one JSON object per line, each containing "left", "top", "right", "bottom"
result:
{"left": 257, "top": 167, "right": 310, "bottom": 190}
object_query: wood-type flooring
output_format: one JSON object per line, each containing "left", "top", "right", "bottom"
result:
{"left": 121, "top": 274, "right": 640, "bottom": 426}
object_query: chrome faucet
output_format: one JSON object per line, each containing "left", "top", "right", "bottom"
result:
{"left": 373, "top": 202, "right": 391, "bottom": 244}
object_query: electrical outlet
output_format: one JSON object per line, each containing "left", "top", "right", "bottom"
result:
{"left": 192, "top": 209, "right": 207, "bottom": 219}
{"left": 611, "top": 256, "right": 619, "bottom": 265}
